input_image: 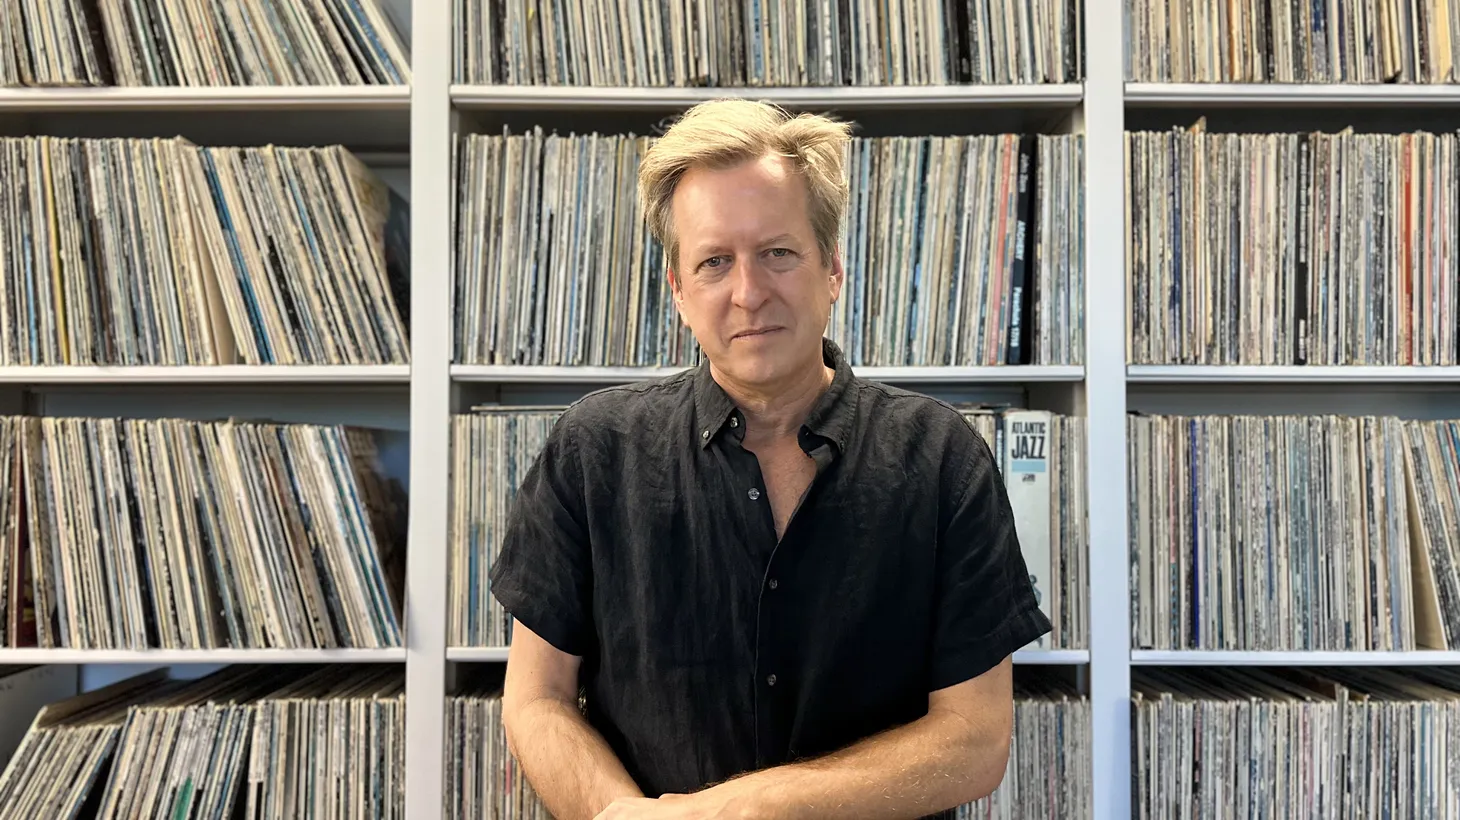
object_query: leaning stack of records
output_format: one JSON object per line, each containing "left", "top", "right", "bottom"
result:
{"left": 1133, "top": 667, "right": 1460, "bottom": 820}
{"left": 962, "top": 407, "right": 1088, "bottom": 650}
{"left": 0, "top": 415, "right": 407, "bottom": 650}
{"left": 0, "top": 0, "right": 409, "bottom": 88}
{"left": 96, "top": 0, "right": 410, "bottom": 86}
{"left": 449, "top": 409, "right": 562, "bottom": 647}
{"left": 0, "top": 1, "right": 109, "bottom": 87}
{"left": 456, "top": 0, "right": 1081, "bottom": 85}
{"left": 0, "top": 671, "right": 166, "bottom": 820}
{"left": 0, "top": 137, "right": 410, "bottom": 366}
{"left": 454, "top": 129, "right": 1083, "bottom": 367}
{"left": 1128, "top": 413, "right": 1415, "bottom": 651}
{"left": 245, "top": 666, "right": 406, "bottom": 820}
{"left": 958, "top": 670, "right": 1091, "bottom": 819}
{"left": 1400, "top": 419, "right": 1460, "bottom": 650}
{"left": 0, "top": 665, "right": 406, "bottom": 820}
{"left": 446, "top": 674, "right": 551, "bottom": 820}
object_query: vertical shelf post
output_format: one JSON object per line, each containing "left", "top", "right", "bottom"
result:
{"left": 406, "top": 0, "right": 453, "bottom": 818}
{"left": 1083, "top": 0, "right": 1132, "bottom": 815}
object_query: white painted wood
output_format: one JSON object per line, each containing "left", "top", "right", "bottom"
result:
{"left": 1086, "top": 0, "right": 1130, "bottom": 813}
{"left": 404, "top": 0, "right": 451, "bottom": 816}
{"left": 1132, "top": 651, "right": 1460, "bottom": 666}
{"left": 445, "top": 648, "right": 1092, "bottom": 665}
{"left": 452, "top": 364, "right": 1084, "bottom": 384}
{"left": 0, "top": 365, "right": 409, "bottom": 384}
{"left": 0, "top": 649, "right": 406, "bottom": 664}
{"left": 452, "top": 83, "right": 1084, "bottom": 110}
{"left": 1126, "top": 82, "right": 1460, "bottom": 106}
{"left": 1128, "top": 365, "right": 1460, "bottom": 384}
{"left": 0, "top": 86, "right": 409, "bottom": 111}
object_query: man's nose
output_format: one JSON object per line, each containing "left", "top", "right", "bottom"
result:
{"left": 729, "top": 258, "right": 772, "bottom": 310}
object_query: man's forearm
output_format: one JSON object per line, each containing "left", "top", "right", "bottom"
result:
{"left": 694, "top": 707, "right": 1009, "bottom": 819}
{"left": 504, "top": 695, "right": 644, "bottom": 820}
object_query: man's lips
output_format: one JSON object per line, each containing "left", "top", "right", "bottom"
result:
{"left": 732, "top": 327, "right": 783, "bottom": 339}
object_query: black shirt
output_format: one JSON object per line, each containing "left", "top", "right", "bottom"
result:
{"left": 489, "top": 338, "right": 1052, "bottom": 817}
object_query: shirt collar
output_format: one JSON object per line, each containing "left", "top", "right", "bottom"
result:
{"left": 692, "top": 337, "right": 858, "bottom": 452}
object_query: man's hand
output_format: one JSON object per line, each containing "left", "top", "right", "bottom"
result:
{"left": 592, "top": 789, "right": 752, "bottom": 819}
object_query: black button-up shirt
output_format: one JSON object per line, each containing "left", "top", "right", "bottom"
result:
{"left": 489, "top": 338, "right": 1051, "bottom": 817}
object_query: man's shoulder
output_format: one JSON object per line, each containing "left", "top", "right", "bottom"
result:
{"left": 557, "top": 369, "right": 697, "bottom": 446}
{"left": 850, "top": 377, "right": 988, "bottom": 447}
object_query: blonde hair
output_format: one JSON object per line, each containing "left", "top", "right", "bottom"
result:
{"left": 638, "top": 98, "right": 852, "bottom": 272}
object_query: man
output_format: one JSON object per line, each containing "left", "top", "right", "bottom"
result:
{"left": 488, "top": 98, "right": 1051, "bottom": 820}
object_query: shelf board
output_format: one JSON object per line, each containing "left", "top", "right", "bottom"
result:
{"left": 447, "top": 647, "right": 1088, "bottom": 664}
{"left": 1133, "top": 650, "right": 1460, "bottom": 666}
{"left": 452, "top": 83, "right": 1083, "bottom": 111}
{"left": 1126, "top": 82, "right": 1460, "bottom": 107}
{"left": 0, "top": 365, "right": 410, "bottom": 385}
{"left": 452, "top": 364, "right": 1082, "bottom": 385}
{"left": 447, "top": 647, "right": 510, "bottom": 662}
{"left": 0, "top": 85, "right": 410, "bottom": 112}
{"left": 1127, "top": 365, "right": 1460, "bottom": 384}
{"left": 1013, "top": 649, "right": 1090, "bottom": 664}
{"left": 0, "top": 648, "right": 407, "bottom": 664}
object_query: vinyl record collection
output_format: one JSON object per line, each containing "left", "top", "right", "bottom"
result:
{"left": 0, "top": 665, "right": 405, "bottom": 820}
{"left": 445, "top": 670, "right": 1090, "bottom": 820}
{"left": 449, "top": 408, "right": 559, "bottom": 647}
{"left": 455, "top": 0, "right": 1082, "bottom": 85}
{"left": 1132, "top": 666, "right": 1460, "bottom": 820}
{"left": 1129, "top": 413, "right": 1460, "bottom": 652}
{"left": 1127, "top": 124, "right": 1459, "bottom": 366}
{"left": 0, "top": 415, "right": 407, "bottom": 650}
{"left": 0, "top": 0, "right": 409, "bottom": 87}
{"left": 450, "top": 406, "right": 1087, "bottom": 650}
{"left": 961, "top": 407, "right": 1088, "bottom": 650}
{"left": 0, "top": 136, "right": 410, "bottom": 366}
{"left": 1126, "top": 0, "right": 1460, "bottom": 83}
{"left": 454, "top": 129, "right": 1084, "bottom": 367}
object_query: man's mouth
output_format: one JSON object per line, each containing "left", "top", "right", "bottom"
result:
{"left": 733, "top": 327, "right": 783, "bottom": 340}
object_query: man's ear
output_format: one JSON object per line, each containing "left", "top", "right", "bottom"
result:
{"left": 828, "top": 253, "right": 845, "bottom": 304}
{"left": 667, "top": 268, "right": 691, "bottom": 327}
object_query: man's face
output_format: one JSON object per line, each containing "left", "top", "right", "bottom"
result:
{"left": 668, "top": 153, "right": 842, "bottom": 387}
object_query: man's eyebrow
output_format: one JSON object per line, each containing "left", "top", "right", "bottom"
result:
{"left": 761, "top": 234, "right": 798, "bottom": 246}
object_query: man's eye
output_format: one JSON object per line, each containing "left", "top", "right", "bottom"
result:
{"left": 702, "top": 256, "right": 726, "bottom": 269}
{"left": 768, "top": 248, "right": 791, "bottom": 258}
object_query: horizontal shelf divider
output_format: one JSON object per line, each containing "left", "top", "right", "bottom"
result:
{"left": 447, "top": 647, "right": 1088, "bottom": 664}
{"left": 0, "top": 365, "right": 411, "bottom": 385}
{"left": 1126, "top": 82, "right": 1460, "bottom": 106}
{"left": 1127, "top": 365, "right": 1460, "bottom": 384}
{"left": 0, "top": 648, "right": 407, "bottom": 664}
{"left": 0, "top": 85, "right": 410, "bottom": 111}
{"left": 453, "top": 364, "right": 1083, "bottom": 385}
{"left": 452, "top": 83, "right": 1083, "bottom": 110}
{"left": 1133, "top": 650, "right": 1460, "bottom": 666}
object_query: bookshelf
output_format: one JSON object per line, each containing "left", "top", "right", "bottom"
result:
{"left": 1, "top": 0, "right": 1457, "bottom": 818}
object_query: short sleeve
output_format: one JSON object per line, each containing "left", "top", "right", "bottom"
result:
{"left": 487, "top": 413, "right": 594, "bottom": 657}
{"left": 930, "top": 425, "right": 1053, "bottom": 690}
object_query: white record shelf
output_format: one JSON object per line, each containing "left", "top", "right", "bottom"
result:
{"left": 5, "top": 0, "right": 1457, "bottom": 819}
{"left": 1132, "top": 651, "right": 1460, "bottom": 666}
{"left": 445, "top": 647, "right": 1092, "bottom": 665}
{"left": 0, "top": 648, "right": 407, "bottom": 664}
{"left": 452, "top": 364, "right": 1084, "bottom": 385}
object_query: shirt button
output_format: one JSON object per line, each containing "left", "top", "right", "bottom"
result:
{"left": 701, "top": 429, "right": 710, "bottom": 440}
{"left": 766, "top": 674, "right": 777, "bottom": 686}
{"left": 748, "top": 488, "right": 761, "bottom": 501}
{"left": 729, "top": 416, "right": 739, "bottom": 428}
{"left": 768, "top": 579, "right": 779, "bottom": 590}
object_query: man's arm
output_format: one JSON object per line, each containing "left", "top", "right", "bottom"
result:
{"left": 503, "top": 622, "right": 645, "bottom": 820}
{"left": 595, "top": 657, "right": 1014, "bottom": 820}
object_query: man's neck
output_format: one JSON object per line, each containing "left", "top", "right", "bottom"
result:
{"left": 710, "top": 351, "right": 834, "bottom": 443}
